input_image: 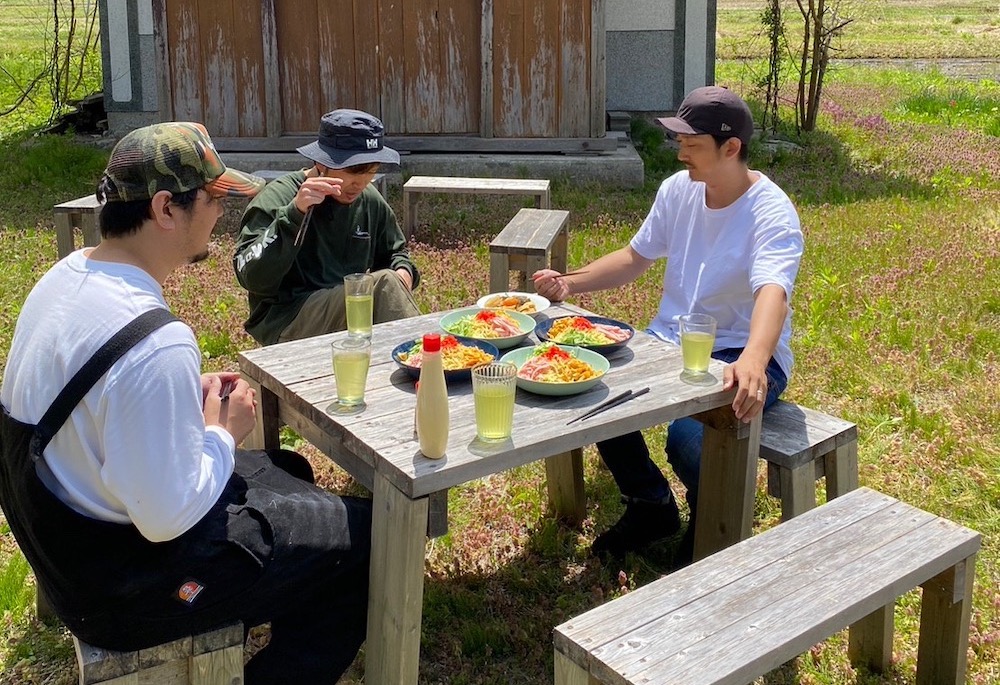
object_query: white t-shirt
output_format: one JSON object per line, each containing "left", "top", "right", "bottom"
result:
{"left": 631, "top": 170, "right": 802, "bottom": 377}
{"left": 1, "top": 250, "right": 235, "bottom": 542}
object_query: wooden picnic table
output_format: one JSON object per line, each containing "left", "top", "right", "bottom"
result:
{"left": 237, "top": 302, "right": 761, "bottom": 685}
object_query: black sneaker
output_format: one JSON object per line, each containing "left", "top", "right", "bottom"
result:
{"left": 592, "top": 495, "right": 682, "bottom": 558}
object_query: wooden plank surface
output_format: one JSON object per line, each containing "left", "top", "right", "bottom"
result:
{"left": 554, "top": 488, "right": 981, "bottom": 685}
{"left": 214, "top": 135, "right": 618, "bottom": 152}
{"left": 239, "top": 303, "right": 736, "bottom": 499}
{"left": 760, "top": 399, "right": 857, "bottom": 467}
{"left": 491, "top": 208, "right": 569, "bottom": 253}
{"left": 403, "top": 176, "right": 550, "bottom": 194}
{"left": 559, "top": 0, "right": 590, "bottom": 137}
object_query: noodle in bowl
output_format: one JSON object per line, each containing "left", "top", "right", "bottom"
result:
{"left": 392, "top": 335, "right": 500, "bottom": 382}
{"left": 499, "top": 343, "right": 610, "bottom": 396}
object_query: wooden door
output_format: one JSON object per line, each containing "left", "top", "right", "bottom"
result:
{"left": 159, "top": 0, "right": 268, "bottom": 137}
{"left": 491, "top": 0, "right": 592, "bottom": 137}
{"left": 274, "top": 0, "right": 480, "bottom": 135}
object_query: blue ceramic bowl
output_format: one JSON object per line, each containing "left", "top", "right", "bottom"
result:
{"left": 534, "top": 315, "right": 635, "bottom": 356}
{"left": 391, "top": 335, "right": 500, "bottom": 382}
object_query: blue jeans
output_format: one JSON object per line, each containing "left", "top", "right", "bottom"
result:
{"left": 595, "top": 347, "right": 787, "bottom": 511}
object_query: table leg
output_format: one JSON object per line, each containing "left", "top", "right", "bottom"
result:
{"left": 692, "top": 410, "right": 760, "bottom": 561}
{"left": 242, "top": 377, "right": 281, "bottom": 450}
{"left": 545, "top": 448, "right": 586, "bottom": 526}
{"left": 365, "top": 474, "right": 429, "bottom": 685}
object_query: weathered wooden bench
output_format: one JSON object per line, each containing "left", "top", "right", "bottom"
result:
{"left": 52, "top": 194, "right": 103, "bottom": 259}
{"left": 760, "top": 400, "right": 859, "bottom": 520}
{"left": 554, "top": 487, "right": 980, "bottom": 685}
{"left": 74, "top": 621, "right": 244, "bottom": 685}
{"left": 402, "top": 175, "right": 551, "bottom": 239}
{"left": 489, "top": 208, "right": 569, "bottom": 294}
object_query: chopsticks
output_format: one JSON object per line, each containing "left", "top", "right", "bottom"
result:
{"left": 566, "top": 387, "right": 650, "bottom": 425}
{"left": 293, "top": 207, "right": 315, "bottom": 247}
{"left": 554, "top": 270, "right": 589, "bottom": 279}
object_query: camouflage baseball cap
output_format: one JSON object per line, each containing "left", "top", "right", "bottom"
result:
{"left": 100, "top": 122, "right": 265, "bottom": 202}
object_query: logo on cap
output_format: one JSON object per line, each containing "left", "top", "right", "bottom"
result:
{"left": 366, "top": 138, "right": 379, "bottom": 149}
{"left": 721, "top": 123, "right": 732, "bottom": 131}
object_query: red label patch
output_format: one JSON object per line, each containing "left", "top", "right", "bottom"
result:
{"left": 177, "top": 580, "right": 204, "bottom": 605}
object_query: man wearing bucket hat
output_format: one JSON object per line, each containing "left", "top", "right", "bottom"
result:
{"left": 234, "top": 108, "right": 420, "bottom": 345}
{"left": 1, "top": 122, "right": 373, "bottom": 684}
{"left": 533, "top": 86, "right": 803, "bottom": 566}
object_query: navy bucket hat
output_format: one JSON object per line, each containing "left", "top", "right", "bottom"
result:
{"left": 296, "top": 109, "right": 400, "bottom": 170}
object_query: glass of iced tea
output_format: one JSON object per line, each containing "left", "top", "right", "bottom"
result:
{"left": 679, "top": 313, "right": 716, "bottom": 380}
{"left": 471, "top": 362, "right": 517, "bottom": 442}
{"left": 329, "top": 336, "right": 371, "bottom": 414}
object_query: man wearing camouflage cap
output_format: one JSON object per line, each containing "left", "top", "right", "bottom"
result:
{"left": 1, "top": 122, "right": 373, "bottom": 684}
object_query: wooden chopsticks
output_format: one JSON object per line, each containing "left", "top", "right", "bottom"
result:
{"left": 566, "top": 387, "right": 650, "bottom": 425}
{"left": 293, "top": 207, "right": 315, "bottom": 247}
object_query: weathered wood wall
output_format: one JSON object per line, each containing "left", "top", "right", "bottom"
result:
{"left": 157, "top": 0, "right": 603, "bottom": 144}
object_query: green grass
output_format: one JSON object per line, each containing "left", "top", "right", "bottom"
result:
{"left": 2, "top": 2, "right": 1000, "bottom": 683}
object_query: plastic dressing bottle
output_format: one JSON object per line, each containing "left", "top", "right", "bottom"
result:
{"left": 416, "top": 334, "right": 449, "bottom": 459}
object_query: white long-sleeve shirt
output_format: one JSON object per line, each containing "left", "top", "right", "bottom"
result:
{"left": 1, "top": 250, "right": 235, "bottom": 542}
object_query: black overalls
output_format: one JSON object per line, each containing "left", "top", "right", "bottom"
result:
{"left": 0, "top": 310, "right": 372, "bottom": 683}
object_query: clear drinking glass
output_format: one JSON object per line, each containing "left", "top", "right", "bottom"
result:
{"left": 330, "top": 337, "right": 371, "bottom": 414}
{"left": 679, "top": 313, "right": 717, "bottom": 379}
{"left": 471, "top": 362, "right": 517, "bottom": 442}
{"left": 344, "top": 272, "right": 375, "bottom": 339}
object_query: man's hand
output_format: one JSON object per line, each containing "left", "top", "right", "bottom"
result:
{"left": 532, "top": 269, "right": 570, "bottom": 302}
{"left": 202, "top": 374, "right": 257, "bottom": 445}
{"left": 396, "top": 267, "right": 413, "bottom": 290}
{"left": 722, "top": 355, "right": 768, "bottom": 423}
{"left": 293, "top": 175, "right": 344, "bottom": 214}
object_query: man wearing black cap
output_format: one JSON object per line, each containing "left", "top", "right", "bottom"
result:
{"left": 533, "top": 86, "right": 803, "bottom": 565}
{"left": 234, "top": 108, "right": 420, "bottom": 345}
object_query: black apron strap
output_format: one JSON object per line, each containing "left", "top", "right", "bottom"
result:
{"left": 31, "top": 308, "right": 178, "bottom": 457}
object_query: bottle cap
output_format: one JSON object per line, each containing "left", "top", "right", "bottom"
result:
{"left": 422, "top": 333, "right": 441, "bottom": 353}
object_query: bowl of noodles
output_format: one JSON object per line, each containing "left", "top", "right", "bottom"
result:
{"left": 534, "top": 315, "right": 635, "bottom": 356}
{"left": 476, "top": 291, "right": 550, "bottom": 316}
{"left": 439, "top": 307, "right": 536, "bottom": 349}
{"left": 392, "top": 335, "right": 499, "bottom": 382}
{"left": 499, "top": 342, "right": 610, "bottom": 396}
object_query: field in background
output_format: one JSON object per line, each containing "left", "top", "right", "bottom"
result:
{"left": 1, "top": 1, "right": 999, "bottom": 683}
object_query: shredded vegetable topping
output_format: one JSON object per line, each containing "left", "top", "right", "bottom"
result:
{"left": 399, "top": 335, "right": 494, "bottom": 370}
{"left": 444, "top": 309, "right": 525, "bottom": 339}
{"left": 517, "top": 343, "right": 601, "bottom": 383}
{"left": 547, "top": 317, "right": 631, "bottom": 346}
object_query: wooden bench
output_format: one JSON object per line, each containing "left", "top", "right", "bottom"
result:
{"left": 402, "top": 175, "right": 551, "bottom": 239}
{"left": 489, "top": 208, "right": 569, "bottom": 294}
{"left": 74, "top": 621, "right": 244, "bottom": 685}
{"left": 53, "top": 194, "right": 103, "bottom": 259}
{"left": 554, "top": 487, "right": 980, "bottom": 685}
{"left": 760, "top": 400, "right": 859, "bottom": 521}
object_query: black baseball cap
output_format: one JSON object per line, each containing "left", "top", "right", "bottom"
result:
{"left": 297, "top": 109, "right": 400, "bottom": 170}
{"left": 657, "top": 86, "right": 754, "bottom": 145}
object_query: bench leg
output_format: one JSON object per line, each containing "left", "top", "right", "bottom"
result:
{"left": 545, "top": 449, "right": 586, "bottom": 526}
{"left": 52, "top": 212, "right": 75, "bottom": 260}
{"left": 916, "top": 555, "right": 977, "bottom": 685}
{"left": 551, "top": 226, "right": 569, "bottom": 275}
{"left": 778, "top": 463, "right": 817, "bottom": 521}
{"left": 489, "top": 250, "right": 512, "bottom": 293}
{"left": 848, "top": 604, "right": 894, "bottom": 673}
{"left": 523, "top": 253, "right": 547, "bottom": 292}
{"left": 242, "top": 377, "right": 281, "bottom": 450}
{"left": 538, "top": 189, "right": 551, "bottom": 210}
{"left": 35, "top": 584, "right": 58, "bottom": 624}
{"left": 402, "top": 189, "right": 417, "bottom": 239}
{"left": 824, "top": 441, "right": 859, "bottom": 500}
{"left": 554, "top": 649, "right": 595, "bottom": 685}
{"left": 81, "top": 212, "right": 101, "bottom": 247}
